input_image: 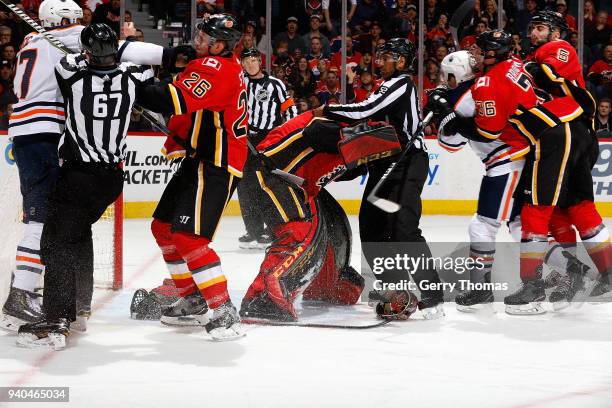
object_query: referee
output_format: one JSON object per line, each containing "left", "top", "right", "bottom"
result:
{"left": 314, "top": 38, "right": 445, "bottom": 319}
{"left": 17, "top": 23, "right": 153, "bottom": 350}
{"left": 238, "top": 47, "right": 297, "bottom": 249}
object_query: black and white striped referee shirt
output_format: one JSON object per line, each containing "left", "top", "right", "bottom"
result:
{"left": 55, "top": 53, "right": 153, "bottom": 164}
{"left": 245, "top": 73, "right": 298, "bottom": 133}
{"left": 322, "top": 72, "right": 425, "bottom": 149}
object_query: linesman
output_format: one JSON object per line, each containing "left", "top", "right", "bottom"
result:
{"left": 238, "top": 47, "right": 297, "bottom": 249}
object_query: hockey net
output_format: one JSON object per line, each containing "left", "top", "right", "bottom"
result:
{"left": 0, "top": 141, "right": 123, "bottom": 305}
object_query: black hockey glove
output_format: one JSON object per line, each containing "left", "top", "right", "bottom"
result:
{"left": 162, "top": 45, "right": 196, "bottom": 72}
{"left": 424, "top": 87, "right": 454, "bottom": 125}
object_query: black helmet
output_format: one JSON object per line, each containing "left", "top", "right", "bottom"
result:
{"left": 375, "top": 38, "right": 416, "bottom": 71}
{"left": 80, "top": 23, "right": 118, "bottom": 66}
{"left": 530, "top": 10, "right": 568, "bottom": 36}
{"left": 240, "top": 47, "right": 261, "bottom": 60}
{"left": 196, "top": 13, "right": 241, "bottom": 51}
{"left": 476, "top": 29, "right": 512, "bottom": 62}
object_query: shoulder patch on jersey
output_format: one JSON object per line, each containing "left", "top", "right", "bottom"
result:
{"left": 200, "top": 57, "right": 222, "bottom": 71}
{"left": 556, "top": 48, "right": 570, "bottom": 62}
{"left": 474, "top": 76, "right": 490, "bottom": 89}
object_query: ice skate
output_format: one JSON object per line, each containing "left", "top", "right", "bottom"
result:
{"left": 205, "top": 301, "right": 245, "bottom": 341}
{"left": 589, "top": 273, "right": 611, "bottom": 302}
{"left": 72, "top": 306, "right": 91, "bottom": 332}
{"left": 504, "top": 278, "right": 546, "bottom": 315}
{"left": 455, "top": 272, "right": 494, "bottom": 313}
{"left": 16, "top": 318, "right": 70, "bottom": 351}
{"left": 0, "top": 287, "right": 43, "bottom": 332}
{"left": 255, "top": 232, "right": 273, "bottom": 249}
{"left": 562, "top": 252, "right": 596, "bottom": 307}
{"left": 160, "top": 291, "right": 209, "bottom": 327}
{"left": 419, "top": 296, "right": 445, "bottom": 320}
{"left": 238, "top": 233, "right": 257, "bottom": 249}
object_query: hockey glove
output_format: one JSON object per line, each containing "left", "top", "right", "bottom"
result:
{"left": 372, "top": 290, "right": 419, "bottom": 320}
{"left": 424, "top": 86, "right": 454, "bottom": 125}
{"left": 162, "top": 45, "right": 196, "bottom": 72}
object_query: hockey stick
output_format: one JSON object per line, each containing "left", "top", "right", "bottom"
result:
{"left": 449, "top": 0, "right": 476, "bottom": 49}
{"left": 0, "top": 0, "right": 169, "bottom": 135}
{"left": 366, "top": 111, "right": 433, "bottom": 213}
{"left": 246, "top": 139, "right": 306, "bottom": 187}
{"left": 241, "top": 317, "right": 392, "bottom": 330}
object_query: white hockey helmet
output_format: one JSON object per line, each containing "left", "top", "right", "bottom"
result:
{"left": 39, "top": 0, "right": 83, "bottom": 28}
{"left": 440, "top": 50, "right": 476, "bottom": 88}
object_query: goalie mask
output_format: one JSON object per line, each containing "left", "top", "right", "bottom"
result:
{"left": 39, "top": 0, "right": 83, "bottom": 28}
{"left": 440, "top": 50, "right": 476, "bottom": 89}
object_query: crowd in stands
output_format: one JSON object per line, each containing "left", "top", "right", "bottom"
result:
{"left": 0, "top": 0, "right": 608, "bottom": 137}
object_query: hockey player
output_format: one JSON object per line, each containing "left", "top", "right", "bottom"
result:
{"left": 1, "top": 0, "right": 84, "bottom": 332}
{"left": 314, "top": 38, "right": 446, "bottom": 320}
{"left": 433, "top": 30, "right": 603, "bottom": 314}
{"left": 135, "top": 14, "right": 247, "bottom": 341}
{"left": 239, "top": 111, "right": 401, "bottom": 322}
{"left": 17, "top": 24, "right": 153, "bottom": 350}
{"left": 526, "top": 10, "right": 611, "bottom": 301}
{"left": 428, "top": 50, "right": 526, "bottom": 312}
{"left": 0, "top": 0, "right": 192, "bottom": 332}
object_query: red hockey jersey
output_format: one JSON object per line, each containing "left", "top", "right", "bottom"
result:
{"left": 470, "top": 56, "right": 537, "bottom": 159}
{"left": 533, "top": 40, "right": 585, "bottom": 88}
{"left": 166, "top": 55, "right": 248, "bottom": 177}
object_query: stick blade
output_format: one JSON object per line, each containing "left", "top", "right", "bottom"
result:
{"left": 368, "top": 195, "right": 401, "bottom": 213}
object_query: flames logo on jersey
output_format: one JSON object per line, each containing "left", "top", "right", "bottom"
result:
{"left": 316, "top": 165, "right": 346, "bottom": 188}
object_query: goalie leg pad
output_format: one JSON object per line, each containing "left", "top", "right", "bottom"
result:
{"left": 172, "top": 231, "right": 229, "bottom": 309}
{"left": 241, "top": 214, "right": 327, "bottom": 321}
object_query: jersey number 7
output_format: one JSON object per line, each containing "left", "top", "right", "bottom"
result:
{"left": 17, "top": 49, "right": 37, "bottom": 99}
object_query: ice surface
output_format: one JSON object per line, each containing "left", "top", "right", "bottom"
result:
{"left": 1, "top": 216, "right": 611, "bottom": 408}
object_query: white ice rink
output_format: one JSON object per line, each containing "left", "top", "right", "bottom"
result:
{"left": 1, "top": 215, "right": 611, "bottom": 408}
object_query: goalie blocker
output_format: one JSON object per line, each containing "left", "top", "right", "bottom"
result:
{"left": 239, "top": 111, "right": 401, "bottom": 322}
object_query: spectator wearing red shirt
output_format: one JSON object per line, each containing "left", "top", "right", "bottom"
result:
{"left": 427, "top": 13, "right": 449, "bottom": 44}
{"left": 330, "top": 36, "right": 362, "bottom": 69}
{"left": 353, "top": 70, "right": 381, "bottom": 102}
{"left": 555, "top": 0, "right": 576, "bottom": 32}
{"left": 460, "top": 19, "right": 488, "bottom": 50}
{"left": 587, "top": 44, "right": 612, "bottom": 100}
{"left": 306, "top": 36, "right": 330, "bottom": 70}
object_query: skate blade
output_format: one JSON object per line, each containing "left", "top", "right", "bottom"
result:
{"left": 552, "top": 300, "right": 570, "bottom": 311}
{"left": 0, "top": 313, "right": 27, "bottom": 332}
{"left": 505, "top": 302, "right": 546, "bottom": 315}
{"left": 16, "top": 333, "right": 66, "bottom": 351}
{"left": 208, "top": 323, "right": 246, "bottom": 342}
{"left": 570, "top": 279, "right": 598, "bottom": 309}
{"left": 160, "top": 315, "right": 208, "bottom": 327}
{"left": 456, "top": 302, "right": 495, "bottom": 314}
{"left": 239, "top": 241, "right": 257, "bottom": 250}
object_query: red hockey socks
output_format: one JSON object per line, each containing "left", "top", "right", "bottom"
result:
{"left": 151, "top": 219, "right": 196, "bottom": 297}
{"left": 520, "top": 205, "right": 554, "bottom": 280}
{"left": 172, "top": 231, "right": 229, "bottom": 309}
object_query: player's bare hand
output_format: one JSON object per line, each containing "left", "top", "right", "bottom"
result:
{"left": 122, "top": 22, "right": 136, "bottom": 38}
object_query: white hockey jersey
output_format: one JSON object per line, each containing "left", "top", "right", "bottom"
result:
{"left": 9, "top": 25, "right": 164, "bottom": 141}
{"left": 438, "top": 88, "right": 525, "bottom": 177}
{"left": 10, "top": 25, "right": 84, "bottom": 140}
